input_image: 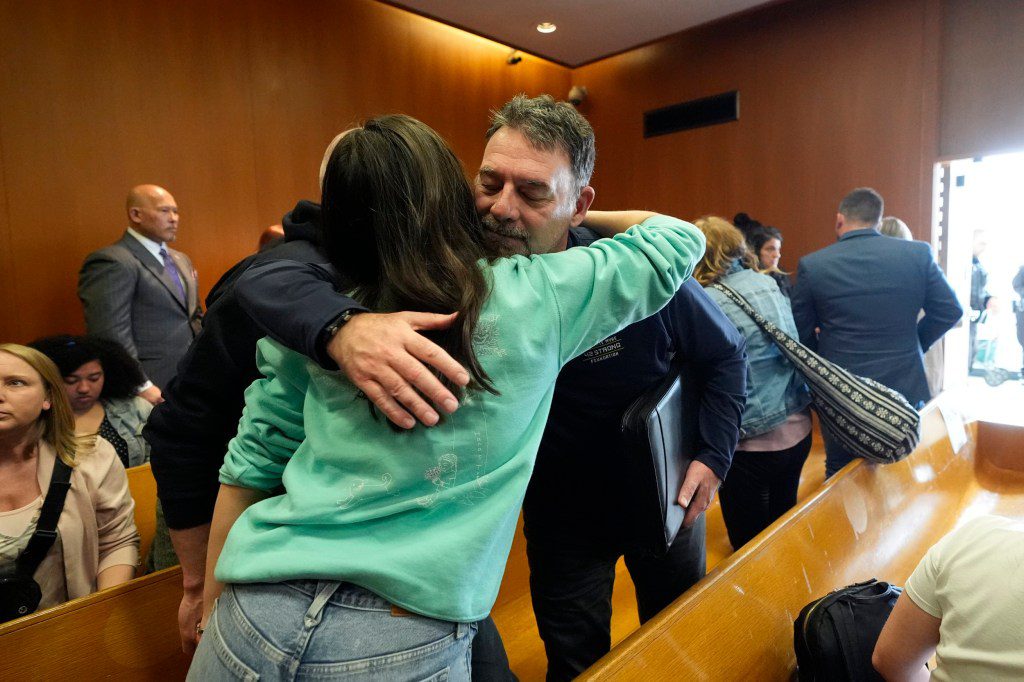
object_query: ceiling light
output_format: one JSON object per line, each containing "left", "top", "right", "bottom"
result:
{"left": 536, "top": 22, "right": 556, "bottom": 34}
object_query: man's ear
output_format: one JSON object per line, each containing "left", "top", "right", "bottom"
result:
{"left": 569, "top": 186, "right": 596, "bottom": 227}
{"left": 128, "top": 206, "right": 142, "bottom": 226}
{"left": 835, "top": 212, "right": 845, "bottom": 235}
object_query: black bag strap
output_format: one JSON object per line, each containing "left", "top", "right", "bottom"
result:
{"left": 15, "top": 454, "right": 73, "bottom": 576}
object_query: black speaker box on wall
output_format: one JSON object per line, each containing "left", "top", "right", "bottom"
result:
{"left": 644, "top": 91, "right": 739, "bottom": 138}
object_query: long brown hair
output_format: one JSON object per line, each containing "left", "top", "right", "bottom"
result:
{"left": 692, "top": 216, "right": 758, "bottom": 286}
{"left": 320, "top": 115, "right": 497, "bottom": 400}
{"left": 0, "top": 344, "right": 81, "bottom": 465}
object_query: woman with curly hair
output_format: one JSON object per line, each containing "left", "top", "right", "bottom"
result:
{"left": 30, "top": 335, "right": 151, "bottom": 468}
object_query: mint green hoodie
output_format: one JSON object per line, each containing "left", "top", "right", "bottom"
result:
{"left": 216, "top": 216, "right": 705, "bottom": 622}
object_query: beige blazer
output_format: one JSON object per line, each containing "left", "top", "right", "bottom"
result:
{"left": 35, "top": 439, "right": 140, "bottom": 601}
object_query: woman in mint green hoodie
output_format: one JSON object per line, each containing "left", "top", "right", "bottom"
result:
{"left": 188, "top": 114, "right": 705, "bottom": 681}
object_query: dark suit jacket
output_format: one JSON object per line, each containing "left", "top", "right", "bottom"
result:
{"left": 791, "top": 228, "right": 963, "bottom": 407}
{"left": 78, "top": 232, "right": 202, "bottom": 389}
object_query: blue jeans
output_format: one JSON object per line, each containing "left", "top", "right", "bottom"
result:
{"left": 188, "top": 581, "right": 476, "bottom": 681}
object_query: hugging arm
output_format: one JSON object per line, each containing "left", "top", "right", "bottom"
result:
{"left": 528, "top": 214, "right": 707, "bottom": 365}
{"left": 235, "top": 260, "right": 470, "bottom": 428}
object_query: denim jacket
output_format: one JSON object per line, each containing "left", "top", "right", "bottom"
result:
{"left": 103, "top": 396, "right": 153, "bottom": 467}
{"left": 705, "top": 262, "right": 810, "bottom": 438}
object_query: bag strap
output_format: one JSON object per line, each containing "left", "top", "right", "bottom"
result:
{"left": 16, "top": 453, "right": 73, "bottom": 576}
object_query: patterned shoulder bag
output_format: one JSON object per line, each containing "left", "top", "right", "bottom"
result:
{"left": 712, "top": 282, "right": 920, "bottom": 464}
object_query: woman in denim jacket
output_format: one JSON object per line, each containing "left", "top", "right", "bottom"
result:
{"left": 697, "top": 217, "right": 812, "bottom": 550}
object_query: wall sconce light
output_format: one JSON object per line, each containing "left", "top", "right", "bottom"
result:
{"left": 568, "top": 85, "right": 588, "bottom": 106}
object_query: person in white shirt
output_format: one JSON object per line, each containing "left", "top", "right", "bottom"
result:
{"left": 873, "top": 515, "right": 1024, "bottom": 681}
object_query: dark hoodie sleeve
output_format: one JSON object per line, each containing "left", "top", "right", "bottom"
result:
{"left": 234, "top": 259, "right": 367, "bottom": 369}
{"left": 666, "top": 279, "right": 747, "bottom": 481}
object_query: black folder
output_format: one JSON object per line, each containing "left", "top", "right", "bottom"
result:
{"left": 619, "top": 362, "right": 700, "bottom": 557}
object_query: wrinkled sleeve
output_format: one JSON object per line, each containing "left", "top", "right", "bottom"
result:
{"left": 91, "top": 439, "right": 141, "bottom": 573}
{"left": 235, "top": 260, "right": 368, "bottom": 369}
{"left": 918, "top": 246, "right": 964, "bottom": 352}
{"left": 523, "top": 216, "right": 706, "bottom": 366}
{"left": 219, "top": 338, "right": 311, "bottom": 492}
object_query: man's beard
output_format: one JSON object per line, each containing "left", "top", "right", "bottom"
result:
{"left": 481, "top": 215, "right": 531, "bottom": 257}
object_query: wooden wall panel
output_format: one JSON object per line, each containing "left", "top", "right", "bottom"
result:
{"left": 244, "top": 0, "right": 570, "bottom": 231}
{"left": 0, "top": 0, "right": 569, "bottom": 343}
{"left": 940, "top": 0, "right": 1024, "bottom": 159}
{"left": 0, "top": 118, "right": 15, "bottom": 340}
{"left": 573, "top": 0, "right": 943, "bottom": 263}
{"left": 0, "top": 0, "right": 261, "bottom": 341}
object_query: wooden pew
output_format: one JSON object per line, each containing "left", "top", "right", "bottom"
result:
{"left": 578, "top": 406, "right": 1024, "bottom": 680}
{"left": 126, "top": 462, "right": 158, "bottom": 570}
{"left": 0, "top": 567, "right": 188, "bottom": 681}
{"left": 4, "top": 402, "right": 1015, "bottom": 681}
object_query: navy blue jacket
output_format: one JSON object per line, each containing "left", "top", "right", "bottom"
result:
{"left": 790, "top": 228, "right": 963, "bottom": 408}
{"left": 145, "top": 201, "right": 366, "bottom": 529}
{"left": 522, "top": 228, "right": 747, "bottom": 545}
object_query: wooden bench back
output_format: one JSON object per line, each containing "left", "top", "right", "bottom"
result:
{"left": 0, "top": 567, "right": 188, "bottom": 680}
{"left": 581, "top": 406, "right": 1024, "bottom": 680}
{"left": 4, "top": 405, "right": 1019, "bottom": 681}
{"left": 125, "top": 462, "right": 158, "bottom": 570}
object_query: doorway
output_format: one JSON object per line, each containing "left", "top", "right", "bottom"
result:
{"left": 936, "top": 152, "right": 1024, "bottom": 420}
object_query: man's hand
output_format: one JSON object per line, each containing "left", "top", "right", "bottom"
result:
{"left": 328, "top": 312, "right": 471, "bottom": 429}
{"left": 178, "top": 586, "right": 203, "bottom": 655}
{"left": 677, "top": 460, "right": 721, "bottom": 528}
{"left": 138, "top": 384, "right": 164, "bottom": 405}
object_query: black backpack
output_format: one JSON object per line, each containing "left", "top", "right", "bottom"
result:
{"left": 794, "top": 579, "right": 902, "bottom": 681}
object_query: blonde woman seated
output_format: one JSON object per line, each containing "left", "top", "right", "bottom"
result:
{"left": 696, "top": 217, "right": 812, "bottom": 549}
{"left": 0, "top": 344, "right": 138, "bottom": 620}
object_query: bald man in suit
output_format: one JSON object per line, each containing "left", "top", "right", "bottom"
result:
{"left": 79, "top": 185, "right": 203, "bottom": 402}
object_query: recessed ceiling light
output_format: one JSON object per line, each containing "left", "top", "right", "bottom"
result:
{"left": 536, "top": 22, "right": 557, "bottom": 34}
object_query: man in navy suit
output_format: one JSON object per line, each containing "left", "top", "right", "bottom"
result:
{"left": 791, "top": 188, "right": 962, "bottom": 477}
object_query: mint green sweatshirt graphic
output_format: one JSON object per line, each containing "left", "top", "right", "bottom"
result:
{"left": 216, "top": 216, "right": 706, "bottom": 622}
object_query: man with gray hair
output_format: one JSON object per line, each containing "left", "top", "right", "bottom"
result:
{"left": 238, "top": 95, "right": 748, "bottom": 679}
{"left": 791, "top": 187, "right": 962, "bottom": 477}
